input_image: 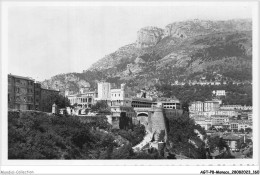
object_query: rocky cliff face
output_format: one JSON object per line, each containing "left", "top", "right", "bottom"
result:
{"left": 136, "top": 26, "right": 164, "bottom": 48}
{"left": 165, "top": 19, "right": 252, "bottom": 39}
{"left": 136, "top": 19, "right": 252, "bottom": 48}
{"left": 43, "top": 19, "right": 252, "bottom": 94}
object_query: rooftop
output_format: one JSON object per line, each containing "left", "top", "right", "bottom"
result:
{"left": 211, "top": 115, "right": 229, "bottom": 118}
{"left": 222, "top": 135, "right": 242, "bottom": 141}
{"left": 8, "top": 74, "right": 35, "bottom": 81}
{"left": 41, "top": 87, "right": 60, "bottom": 92}
{"left": 132, "top": 97, "right": 155, "bottom": 102}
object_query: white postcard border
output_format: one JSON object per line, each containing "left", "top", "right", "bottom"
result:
{"left": 0, "top": 0, "right": 259, "bottom": 171}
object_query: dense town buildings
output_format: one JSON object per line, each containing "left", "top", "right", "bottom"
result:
{"left": 190, "top": 98, "right": 253, "bottom": 133}
{"left": 220, "top": 105, "right": 252, "bottom": 110}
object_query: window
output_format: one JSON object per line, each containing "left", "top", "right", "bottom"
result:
{"left": 16, "top": 88, "right": 20, "bottom": 93}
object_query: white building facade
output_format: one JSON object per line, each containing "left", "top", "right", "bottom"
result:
{"left": 97, "top": 82, "right": 111, "bottom": 101}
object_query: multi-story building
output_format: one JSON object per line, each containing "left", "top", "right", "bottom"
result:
{"left": 189, "top": 101, "right": 204, "bottom": 112}
{"left": 34, "top": 82, "right": 41, "bottom": 110}
{"left": 211, "top": 115, "right": 229, "bottom": 125}
{"left": 212, "top": 90, "right": 226, "bottom": 96}
{"left": 215, "top": 109, "right": 238, "bottom": 118}
{"left": 240, "top": 110, "right": 253, "bottom": 120}
{"left": 160, "top": 99, "right": 181, "bottom": 109}
{"left": 131, "top": 97, "right": 157, "bottom": 108}
{"left": 238, "top": 122, "right": 252, "bottom": 131}
{"left": 8, "top": 74, "right": 35, "bottom": 110}
{"left": 189, "top": 100, "right": 221, "bottom": 113}
{"left": 66, "top": 86, "right": 98, "bottom": 108}
{"left": 220, "top": 105, "right": 245, "bottom": 110}
{"left": 109, "top": 84, "right": 136, "bottom": 129}
{"left": 193, "top": 116, "right": 212, "bottom": 130}
{"left": 160, "top": 99, "right": 183, "bottom": 119}
{"left": 8, "top": 74, "right": 60, "bottom": 111}
{"left": 229, "top": 120, "right": 252, "bottom": 132}
{"left": 229, "top": 120, "right": 239, "bottom": 131}
{"left": 110, "top": 84, "right": 132, "bottom": 107}
{"left": 204, "top": 101, "right": 220, "bottom": 112}
{"left": 67, "top": 93, "right": 96, "bottom": 108}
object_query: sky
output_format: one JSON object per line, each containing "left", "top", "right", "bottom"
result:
{"left": 7, "top": 4, "right": 252, "bottom": 81}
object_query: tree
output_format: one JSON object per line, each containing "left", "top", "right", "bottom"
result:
{"left": 91, "top": 116, "right": 111, "bottom": 130}
{"left": 72, "top": 103, "right": 78, "bottom": 108}
{"left": 91, "top": 100, "right": 110, "bottom": 113}
{"left": 111, "top": 144, "right": 134, "bottom": 159}
{"left": 208, "top": 136, "right": 228, "bottom": 152}
{"left": 113, "top": 124, "right": 146, "bottom": 146}
{"left": 245, "top": 128, "right": 252, "bottom": 133}
{"left": 239, "top": 128, "right": 245, "bottom": 133}
{"left": 209, "top": 126, "right": 216, "bottom": 131}
{"left": 40, "top": 93, "right": 70, "bottom": 112}
{"left": 8, "top": 110, "right": 117, "bottom": 159}
{"left": 166, "top": 113, "right": 207, "bottom": 159}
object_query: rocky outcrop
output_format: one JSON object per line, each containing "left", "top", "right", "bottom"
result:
{"left": 89, "top": 44, "right": 144, "bottom": 71}
{"left": 136, "top": 19, "right": 251, "bottom": 48}
{"left": 136, "top": 26, "right": 164, "bottom": 48}
{"left": 165, "top": 19, "right": 252, "bottom": 39}
{"left": 41, "top": 73, "right": 91, "bottom": 95}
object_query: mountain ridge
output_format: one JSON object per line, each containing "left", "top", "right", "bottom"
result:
{"left": 42, "top": 18, "right": 252, "bottom": 96}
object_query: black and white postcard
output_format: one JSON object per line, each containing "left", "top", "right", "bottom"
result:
{"left": 0, "top": 0, "right": 259, "bottom": 174}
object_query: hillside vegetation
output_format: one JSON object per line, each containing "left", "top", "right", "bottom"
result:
{"left": 9, "top": 110, "right": 211, "bottom": 159}
{"left": 8, "top": 111, "right": 158, "bottom": 159}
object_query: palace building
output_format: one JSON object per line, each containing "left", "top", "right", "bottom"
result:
{"left": 66, "top": 86, "right": 98, "bottom": 108}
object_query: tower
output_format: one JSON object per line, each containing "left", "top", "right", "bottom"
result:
{"left": 97, "top": 82, "right": 111, "bottom": 100}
